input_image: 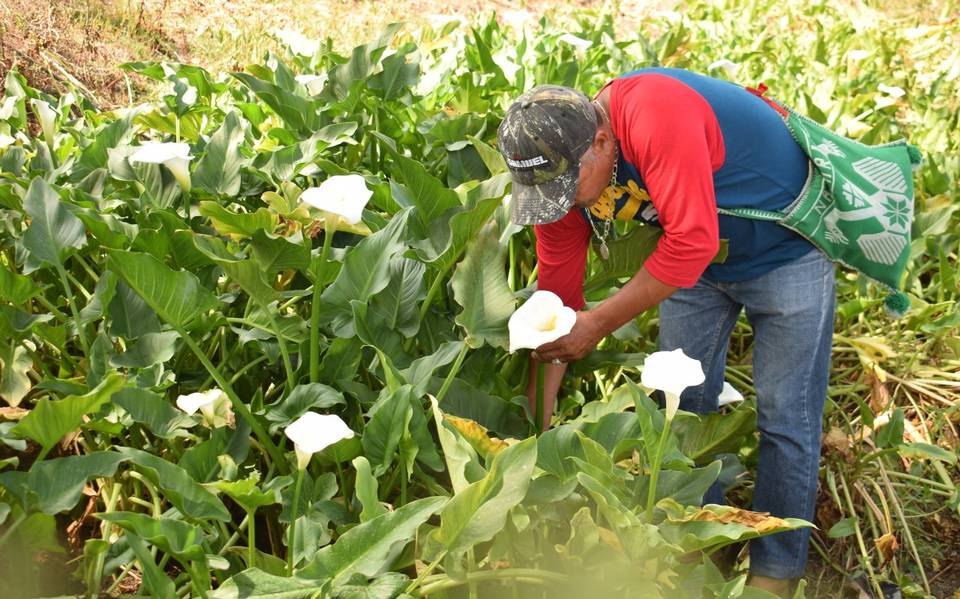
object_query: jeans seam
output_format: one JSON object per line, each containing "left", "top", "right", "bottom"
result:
{"left": 753, "top": 251, "right": 834, "bottom": 578}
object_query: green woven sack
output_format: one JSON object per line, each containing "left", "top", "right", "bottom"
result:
{"left": 720, "top": 101, "right": 922, "bottom": 316}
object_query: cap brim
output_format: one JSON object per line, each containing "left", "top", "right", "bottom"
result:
{"left": 509, "top": 167, "right": 579, "bottom": 225}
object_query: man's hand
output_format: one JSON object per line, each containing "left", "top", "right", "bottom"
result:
{"left": 533, "top": 311, "right": 605, "bottom": 363}
{"left": 534, "top": 266, "right": 679, "bottom": 364}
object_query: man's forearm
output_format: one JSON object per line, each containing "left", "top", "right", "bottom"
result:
{"left": 584, "top": 265, "right": 678, "bottom": 336}
{"left": 526, "top": 358, "right": 567, "bottom": 431}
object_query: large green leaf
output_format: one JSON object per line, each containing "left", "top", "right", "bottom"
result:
{"left": 299, "top": 496, "right": 447, "bottom": 585}
{"left": 368, "top": 50, "right": 419, "bottom": 100}
{"left": 193, "top": 111, "right": 247, "bottom": 196}
{"left": 371, "top": 132, "right": 459, "bottom": 225}
{"left": 572, "top": 411, "right": 644, "bottom": 460}
{"left": 327, "top": 24, "right": 401, "bottom": 99}
{"left": 436, "top": 436, "right": 537, "bottom": 556}
{"left": 250, "top": 229, "right": 311, "bottom": 274}
{"left": 319, "top": 208, "right": 412, "bottom": 337}
{"left": 73, "top": 112, "right": 135, "bottom": 180}
{"left": 411, "top": 193, "right": 504, "bottom": 273}
{"left": 232, "top": 72, "right": 317, "bottom": 135}
{"left": 576, "top": 471, "right": 642, "bottom": 531}
{"left": 401, "top": 340, "right": 464, "bottom": 398}
{"left": 12, "top": 373, "right": 125, "bottom": 455}
{"left": 98, "top": 511, "right": 207, "bottom": 563}
{"left": 178, "top": 424, "right": 252, "bottom": 483}
{"left": 194, "top": 234, "right": 280, "bottom": 306}
{"left": 112, "top": 387, "right": 193, "bottom": 439}
{"left": 200, "top": 202, "right": 278, "bottom": 238}
{"left": 125, "top": 533, "right": 178, "bottom": 598}
{"left": 362, "top": 386, "right": 414, "bottom": 477}
{"left": 450, "top": 221, "right": 514, "bottom": 349}
{"left": 672, "top": 406, "right": 756, "bottom": 465}
{"left": 536, "top": 426, "right": 587, "bottom": 482}
{"left": 0, "top": 306, "right": 53, "bottom": 339}
{"left": 366, "top": 257, "right": 424, "bottom": 338}
{"left": 211, "top": 568, "right": 323, "bottom": 598}
{"left": 107, "top": 279, "right": 162, "bottom": 338}
{"left": 69, "top": 204, "right": 140, "bottom": 250}
{"left": 107, "top": 250, "right": 220, "bottom": 330}
{"left": 0, "top": 265, "right": 40, "bottom": 306}
{"left": 20, "top": 177, "right": 87, "bottom": 273}
{"left": 213, "top": 475, "right": 289, "bottom": 514}
{"left": 109, "top": 330, "right": 180, "bottom": 369}
{"left": 643, "top": 461, "right": 722, "bottom": 507}
{"left": 0, "top": 342, "right": 33, "bottom": 407}
{"left": 318, "top": 337, "right": 363, "bottom": 385}
{"left": 0, "top": 452, "right": 127, "bottom": 514}
{"left": 117, "top": 447, "right": 231, "bottom": 521}
{"left": 352, "top": 456, "right": 387, "bottom": 522}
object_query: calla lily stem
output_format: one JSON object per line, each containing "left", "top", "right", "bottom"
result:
{"left": 434, "top": 342, "right": 469, "bottom": 404}
{"left": 535, "top": 361, "right": 545, "bottom": 433}
{"left": 419, "top": 263, "right": 453, "bottom": 322}
{"left": 178, "top": 331, "right": 288, "bottom": 474}
{"left": 56, "top": 264, "right": 89, "bottom": 355}
{"left": 261, "top": 308, "right": 295, "bottom": 392}
{"left": 310, "top": 219, "right": 336, "bottom": 383}
{"left": 416, "top": 568, "right": 569, "bottom": 596}
{"left": 247, "top": 511, "right": 256, "bottom": 568}
{"left": 644, "top": 415, "right": 672, "bottom": 522}
{"left": 288, "top": 468, "right": 305, "bottom": 575}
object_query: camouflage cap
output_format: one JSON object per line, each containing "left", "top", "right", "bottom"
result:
{"left": 497, "top": 85, "right": 598, "bottom": 225}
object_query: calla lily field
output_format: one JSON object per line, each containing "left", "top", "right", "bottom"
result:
{"left": 0, "top": 1, "right": 958, "bottom": 597}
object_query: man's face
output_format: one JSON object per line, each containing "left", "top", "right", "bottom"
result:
{"left": 571, "top": 127, "right": 616, "bottom": 210}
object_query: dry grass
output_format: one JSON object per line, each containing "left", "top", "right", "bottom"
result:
{"left": 0, "top": 0, "right": 188, "bottom": 107}
{"left": 0, "top": 0, "right": 666, "bottom": 107}
{"left": 2, "top": 0, "right": 954, "bottom": 109}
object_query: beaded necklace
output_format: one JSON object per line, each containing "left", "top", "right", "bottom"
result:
{"left": 585, "top": 99, "right": 618, "bottom": 260}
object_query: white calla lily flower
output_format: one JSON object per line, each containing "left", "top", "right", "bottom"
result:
{"left": 295, "top": 74, "right": 327, "bottom": 96}
{"left": 176, "top": 388, "right": 222, "bottom": 415}
{"left": 284, "top": 412, "right": 355, "bottom": 470}
{"left": 30, "top": 100, "right": 57, "bottom": 147}
{"left": 557, "top": 33, "right": 592, "bottom": 53}
{"left": 640, "top": 348, "right": 705, "bottom": 420}
{"left": 708, "top": 59, "right": 739, "bottom": 77}
{"left": 718, "top": 381, "right": 745, "bottom": 407}
{"left": 847, "top": 49, "right": 870, "bottom": 61}
{"left": 878, "top": 84, "right": 906, "bottom": 98}
{"left": 0, "top": 133, "right": 15, "bottom": 149}
{"left": 300, "top": 174, "right": 373, "bottom": 225}
{"left": 508, "top": 290, "right": 577, "bottom": 353}
{"left": 176, "top": 388, "right": 233, "bottom": 428}
{"left": 129, "top": 142, "right": 193, "bottom": 192}
{"left": 273, "top": 29, "right": 319, "bottom": 56}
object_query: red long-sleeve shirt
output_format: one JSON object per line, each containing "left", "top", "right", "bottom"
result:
{"left": 534, "top": 74, "right": 725, "bottom": 310}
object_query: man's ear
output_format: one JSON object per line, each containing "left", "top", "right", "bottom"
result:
{"left": 593, "top": 124, "right": 616, "bottom": 155}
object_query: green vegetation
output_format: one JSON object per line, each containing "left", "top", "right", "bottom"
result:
{"left": 0, "top": 1, "right": 957, "bottom": 597}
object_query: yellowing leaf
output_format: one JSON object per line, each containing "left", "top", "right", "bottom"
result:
{"left": 669, "top": 505, "right": 792, "bottom": 534}
{"left": 875, "top": 533, "right": 899, "bottom": 565}
{"left": 443, "top": 415, "right": 510, "bottom": 457}
{"left": 596, "top": 526, "right": 623, "bottom": 552}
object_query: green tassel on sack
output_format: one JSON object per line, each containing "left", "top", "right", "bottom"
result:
{"left": 907, "top": 144, "right": 923, "bottom": 168}
{"left": 884, "top": 290, "right": 911, "bottom": 319}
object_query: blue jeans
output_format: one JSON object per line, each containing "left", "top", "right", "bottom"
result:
{"left": 658, "top": 248, "right": 836, "bottom": 579}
